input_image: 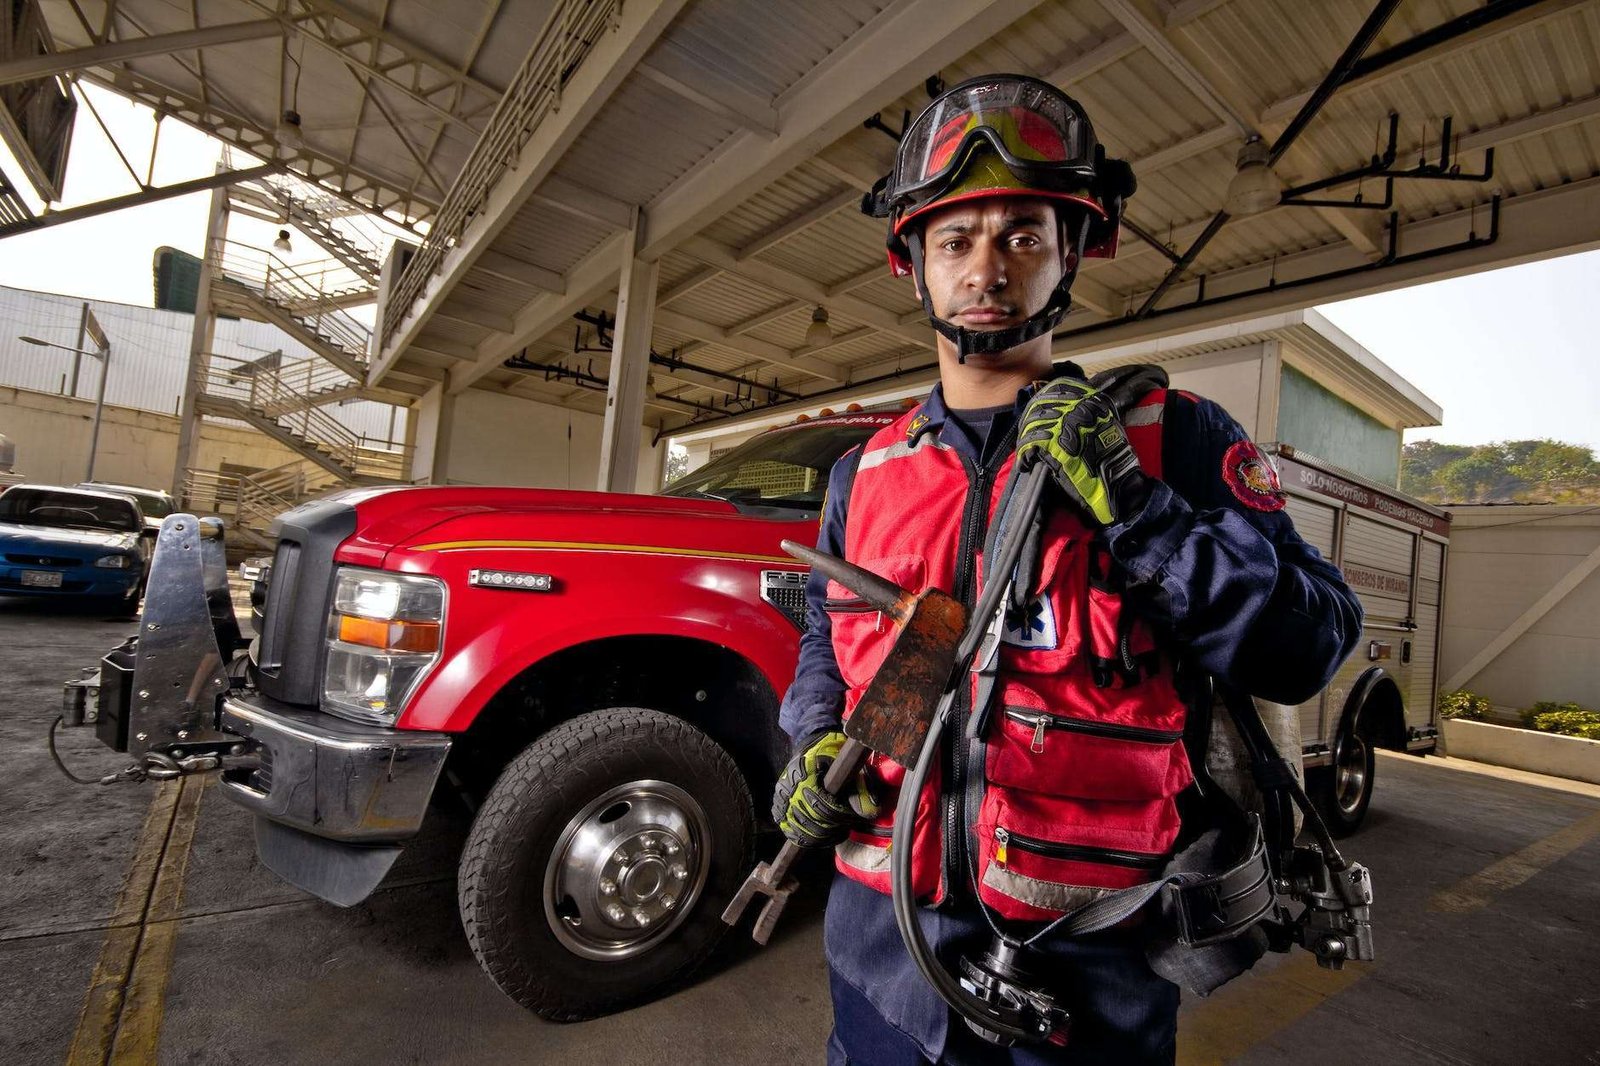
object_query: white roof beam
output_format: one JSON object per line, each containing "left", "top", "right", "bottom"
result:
{"left": 472, "top": 250, "right": 566, "bottom": 293}
{"left": 637, "top": 0, "right": 1058, "bottom": 260}
{"left": 658, "top": 265, "right": 723, "bottom": 306}
{"left": 681, "top": 235, "right": 933, "bottom": 350}
{"left": 373, "top": 0, "right": 689, "bottom": 389}
{"left": 1044, "top": 30, "right": 1140, "bottom": 85}
{"left": 531, "top": 176, "right": 633, "bottom": 231}
{"left": 1163, "top": 0, "right": 1233, "bottom": 29}
{"left": 654, "top": 308, "right": 846, "bottom": 382}
{"left": 433, "top": 306, "right": 516, "bottom": 335}
{"left": 1095, "top": 0, "right": 1253, "bottom": 135}
{"left": 0, "top": 20, "right": 281, "bottom": 85}
{"left": 1259, "top": 0, "right": 1591, "bottom": 125}
{"left": 828, "top": 265, "right": 885, "bottom": 297}
{"left": 736, "top": 188, "right": 858, "bottom": 260}
{"left": 636, "top": 45, "right": 779, "bottom": 135}
{"left": 729, "top": 299, "right": 809, "bottom": 334}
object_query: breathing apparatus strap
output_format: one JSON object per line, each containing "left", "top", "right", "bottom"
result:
{"left": 905, "top": 211, "right": 1090, "bottom": 362}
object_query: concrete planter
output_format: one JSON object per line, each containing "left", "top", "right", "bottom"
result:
{"left": 1440, "top": 718, "right": 1600, "bottom": 785}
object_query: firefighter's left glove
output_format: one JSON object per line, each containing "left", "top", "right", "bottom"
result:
{"left": 1017, "top": 377, "right": 1151, "bottom": 527}
{"left": 772, "top": 730, "right": 879, "bottom": 848}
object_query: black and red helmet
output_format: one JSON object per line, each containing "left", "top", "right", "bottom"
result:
{"left": 862, "top": 74, "right": 1135, "bottom": 357}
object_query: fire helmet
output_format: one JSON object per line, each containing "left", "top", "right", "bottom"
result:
{"left": 862, "top": 74, "right": 1136, "bottom": 358}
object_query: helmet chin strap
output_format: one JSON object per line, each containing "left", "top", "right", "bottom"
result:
{"left": 907, "top": 211, "right": 1092, "bottom": 363}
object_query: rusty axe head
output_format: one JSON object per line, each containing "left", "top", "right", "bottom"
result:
{"left": 781, "top": 540, "right": 966, "bottom": 768}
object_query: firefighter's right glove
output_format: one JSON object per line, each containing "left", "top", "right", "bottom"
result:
{"left": 772, "top": 731, "right": 878, "bottom": 848}
{"left": 1017, "top": 377, "right": 1151, "bottom": 527}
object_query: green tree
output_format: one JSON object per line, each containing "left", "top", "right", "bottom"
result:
{"left": 1401, "top": 439, "right": 1600, "bottom": 504}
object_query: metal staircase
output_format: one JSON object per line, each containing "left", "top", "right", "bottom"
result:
{"left": 198, "top": 358, "right": 410, "bottom": 484}
{"left": 185, "top": 459, "right": 348, "bottom": 550}
{"left": 210, "top": 241, "right": 374, "bottom": 379}
{"left": 231, "top": 170, "right": 385, "bottom": 284}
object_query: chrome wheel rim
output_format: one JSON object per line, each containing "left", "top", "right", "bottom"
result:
{"left": 542, "top": 779, "right": 710, "bottom": 961}
{"left": 1334, "top": 733, "right": 1369, "bottom": 815}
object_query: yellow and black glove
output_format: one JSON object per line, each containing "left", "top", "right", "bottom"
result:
{"left": 1017, "top": 377, "right": 1151, "bottom": 527}
{"left": 772, "top": 731, "right": 879, "bottom": 848}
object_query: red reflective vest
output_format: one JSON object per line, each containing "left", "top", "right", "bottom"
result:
{"left": 828, "top": 392, "right": 1192, "bottom": 922}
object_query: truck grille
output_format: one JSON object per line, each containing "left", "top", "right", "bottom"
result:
{"left": 760, "top": 569, "right": 808, "bottom": 630}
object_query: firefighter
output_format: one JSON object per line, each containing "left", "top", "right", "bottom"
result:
{"left": 773, "top": 74, "right": 1363, "bottom": 1064}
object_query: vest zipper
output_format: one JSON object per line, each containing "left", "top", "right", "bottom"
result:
{"left": 948, "top": 425, "right": 1016, "bottom": 905}
{"left": 1003, "top": 708, "right": 1184, "bottom": 752}
{"left": 993, "top": 827, "right": 1167, "bottom": 870}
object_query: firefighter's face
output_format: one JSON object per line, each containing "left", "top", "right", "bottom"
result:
{"left": 913, "top": 195, "right": 1072, "bottom": 366}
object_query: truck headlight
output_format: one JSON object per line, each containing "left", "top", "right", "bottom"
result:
{"left": 94, "top": 554, "right": 134, "bottom": 569}
{"left": 322, "top": 567, "right": 445, "bottom": 724}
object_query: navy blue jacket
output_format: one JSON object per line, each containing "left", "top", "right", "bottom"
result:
{"left": 777, "top": 378, "right": 1363, "bottom": 1060}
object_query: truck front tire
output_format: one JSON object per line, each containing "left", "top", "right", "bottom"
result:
{"left": 458, "top": 707, "right": 755, "bottom": 1020}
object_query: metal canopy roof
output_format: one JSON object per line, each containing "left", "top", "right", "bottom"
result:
{"left": 26, "top": 0, "right": 1600, "bottom": 434}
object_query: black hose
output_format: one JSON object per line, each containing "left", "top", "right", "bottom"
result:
{"left": 890, "top": 464, "right": 1054, "bottom": 1043}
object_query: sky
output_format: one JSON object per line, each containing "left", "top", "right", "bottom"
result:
{"left": 3, "top": 84, "right": 1598, "bottom": 453}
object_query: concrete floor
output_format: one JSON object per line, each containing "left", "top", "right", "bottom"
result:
{"left": 5, "top": 600, "right": 1600, "bottom": 1065}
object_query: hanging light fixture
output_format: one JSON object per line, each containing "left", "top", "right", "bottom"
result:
{"left": 804, "top": 306, "right": 831, "bottom": 347}
{"left": 1224, "top": 135, "right": 1280, "bottom": 216}
{"left": 273, "top": 229, "right": 293, "bottom": 253}
{"left": 274, "top": 108, "right": 304, "bottom": 149}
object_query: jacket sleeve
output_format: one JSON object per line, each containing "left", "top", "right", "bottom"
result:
{"left": 1103, "top": 393, "right": 1362, "bottom": 705}
{"left": 777, "top": 447, "right": 863, "bottom": 747}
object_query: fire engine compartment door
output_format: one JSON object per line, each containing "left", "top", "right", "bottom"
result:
{"left": 128, "top": 514, "right": 234, "bottom": 755}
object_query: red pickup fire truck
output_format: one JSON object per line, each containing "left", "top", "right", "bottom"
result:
{"left": 71, "top": 404, "right": 1446, "bottom": 1021}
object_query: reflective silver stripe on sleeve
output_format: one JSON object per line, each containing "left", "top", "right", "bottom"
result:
{"left": 980, "top": 863, "right": 1127, "bottom": 914}
{"left": 1124, "top": 403, "right": 1165, "bottom": 428}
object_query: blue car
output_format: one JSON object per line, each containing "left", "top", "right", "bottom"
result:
{"left": 0, "top": 484, "right": 149, "bottom": 614}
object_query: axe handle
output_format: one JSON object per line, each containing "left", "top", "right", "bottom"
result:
{"left": 756, "top": 737, "right": 871, "bottom": 889}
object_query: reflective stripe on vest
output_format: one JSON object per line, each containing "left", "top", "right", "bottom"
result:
{"left": 828, "top": 392, "right": 1194, "bottom": 922}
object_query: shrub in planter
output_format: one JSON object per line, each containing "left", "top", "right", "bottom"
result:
{"left": 1520, "top": 701, "right": 1589, "bottom": 727}
{"left": 1439, "top": 690, "right": 1492, "bottom": 721}
{"left": 1529, "top": 707, "right": 1600, "bottom": 740}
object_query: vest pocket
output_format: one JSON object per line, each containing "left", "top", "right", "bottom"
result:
{"left": 994, "top": 515, "right": 1088, "bottom": 674}
{"left": 973, "top": 790, "right": 1176, "bottom": 922}
{"left": 987, "top": 705, "right": 1192, "bottom": 802}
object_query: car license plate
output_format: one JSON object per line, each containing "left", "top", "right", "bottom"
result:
{"left": 21, "top": 570, "right": 63, "bottom": 588}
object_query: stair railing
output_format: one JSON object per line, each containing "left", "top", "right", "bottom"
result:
{"left": 212, "top": 241, "right": 374, "bottom": 361}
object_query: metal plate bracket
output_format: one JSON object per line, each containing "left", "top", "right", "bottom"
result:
{"left": 129, "top": 514, "right": 233, "bottom": 755}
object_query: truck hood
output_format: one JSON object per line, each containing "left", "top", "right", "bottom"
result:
{"left": 324, "top": 485, "right": 751, "bottom": 567}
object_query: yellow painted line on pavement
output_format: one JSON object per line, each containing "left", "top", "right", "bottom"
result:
{"left": 65, "top": 775, "right": 206, "bottom": 1066}
{"left": 1430, "top": 808, "right": 1600, "bottom": 914}
{"left": 1177, "top": 951, "right": 1367, "bottom": 1066}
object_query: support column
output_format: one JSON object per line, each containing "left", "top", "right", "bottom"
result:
{"left": 1255, "top": 339, "right": 1282, "bottom": 442}
{"left": 597, "top": 209, "right": 658, "bottom": 493}
{"left": 171, "top": 172, "right": 230, "bottom": 502}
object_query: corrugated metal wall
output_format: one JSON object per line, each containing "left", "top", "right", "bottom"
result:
{"left": 0, "top": 285, "right": 405, "bottom": 444}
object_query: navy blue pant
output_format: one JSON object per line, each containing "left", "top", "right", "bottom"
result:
{"left": 824, "top": 944, "right": 1178, "bottom": 1065}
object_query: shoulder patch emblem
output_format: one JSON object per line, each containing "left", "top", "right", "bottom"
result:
{"left": 1222, "top": 440, "right": 1286, "bottom": 512}
{"left": 906, "top": 412, "right": 930, "bottom": 439}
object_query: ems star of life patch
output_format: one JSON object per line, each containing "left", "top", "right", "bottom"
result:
{"left": 1002, "top": 594, "right": 1059, "bottom": 650}
{"left": 1223, "top": 439, "right": 1286, "bottom": 512}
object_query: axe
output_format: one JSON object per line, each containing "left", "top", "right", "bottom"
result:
{"left": 721, "top": 539, "right": 966, "bottom": 944}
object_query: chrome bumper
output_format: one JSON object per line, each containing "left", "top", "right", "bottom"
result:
{"left": 217, "top": 693, "right": 451, "bottom": 843}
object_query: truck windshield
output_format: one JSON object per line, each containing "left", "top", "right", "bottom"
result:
{"left": 661, "top": 419, "right": 889, "bottom": 510}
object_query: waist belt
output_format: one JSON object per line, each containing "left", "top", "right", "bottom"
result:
{"left": 1021, "top": 816, "right": 1274, "bottom": 948}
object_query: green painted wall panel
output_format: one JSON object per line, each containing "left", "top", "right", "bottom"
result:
{"left": 1277, "top": 365, "right": 1400, "bottom": 486}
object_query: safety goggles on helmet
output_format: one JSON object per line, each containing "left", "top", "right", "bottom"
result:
{"left": 866, "top": 74, "right": 1100, "bottom": 221}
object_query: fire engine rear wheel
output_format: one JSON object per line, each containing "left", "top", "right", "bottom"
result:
{"left": 458, "top": 707, "right": 754, "bottom": 1020}
{"left": 1310, "top": 720, "right": 1375, "bottom": 837}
